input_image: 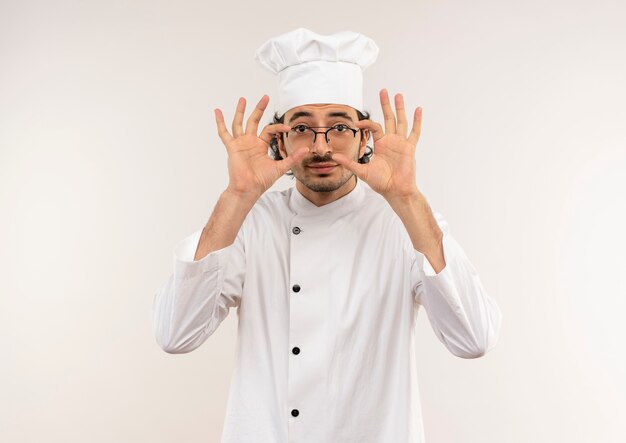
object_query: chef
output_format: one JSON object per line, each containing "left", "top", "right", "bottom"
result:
{"left": 153, "top": 28, "right": 502, "bottom": 443}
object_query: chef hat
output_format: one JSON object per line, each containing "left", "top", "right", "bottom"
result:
{"left": 254, "top": 28, "right": 379, "bottom": 116}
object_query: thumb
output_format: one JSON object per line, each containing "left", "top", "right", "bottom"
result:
{"left": 331, "top": 152, "right": 367, "bottom": 180}
{"left": 276, "top": 146, "right": 309, "bottom": 174}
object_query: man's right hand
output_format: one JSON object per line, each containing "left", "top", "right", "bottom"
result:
{"left": 215, "top": 95, "right": 309, "bottom": 202}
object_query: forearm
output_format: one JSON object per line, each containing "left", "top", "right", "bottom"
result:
{"left": 385, "top": 188, "right": 445, "bottom": 273}
{"left": 194, "top": 189, "right": 257, "bottom": 261}
{"left": 155, "top": 226, "right": 245, "bottom": 353}
{"left": 416, "top": 232, "right": 502, "bottom": 358}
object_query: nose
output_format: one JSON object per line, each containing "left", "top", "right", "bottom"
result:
{"left": 310, "top": 131, "right": 331, "bottom": 155}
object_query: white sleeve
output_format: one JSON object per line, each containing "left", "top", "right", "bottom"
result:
{"left": 412, "top": 213, "right": 502, "bottom": 359}
{"left": 152, "top": 227, "right": 245, "bottom": 354}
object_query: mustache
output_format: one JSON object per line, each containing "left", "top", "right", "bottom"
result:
{"left": 303, "top": 153, "right": 335, "bottom": 166}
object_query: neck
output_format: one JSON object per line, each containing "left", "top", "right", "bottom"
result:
{"left": 295, "top": 175, "right": 358, "bottom": 207}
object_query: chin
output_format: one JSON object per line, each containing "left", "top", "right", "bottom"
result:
{"left": 298, "top": 172, "right": 354, "bottom": 193}
{"left": 303, "top": 182, "right": 344, "bottom": 193}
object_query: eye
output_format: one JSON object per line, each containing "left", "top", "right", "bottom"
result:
{"left": 332, "top": 124, "right": 350, "bottom": 132}
{"left": 292, "top": 124, "right": 310, "bottom": 133}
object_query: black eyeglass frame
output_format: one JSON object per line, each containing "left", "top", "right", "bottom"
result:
{"left": 285, "top": 124, "right": 360, "bottom": 145}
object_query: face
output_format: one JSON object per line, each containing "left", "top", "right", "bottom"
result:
{"left": 278, "top": 103, "right": 369, "bottom": 193}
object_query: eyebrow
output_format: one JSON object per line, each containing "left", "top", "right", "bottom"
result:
{"left": 287, "top": 111, "right": 354, "bottom": 124}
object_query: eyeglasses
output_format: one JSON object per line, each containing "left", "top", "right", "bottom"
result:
{"left": 285, "top": 124, "right": 359, "bottom": 148}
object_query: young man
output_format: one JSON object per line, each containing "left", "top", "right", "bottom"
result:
{"left": 153, "top": 28, "right": 502, "bottom": 443}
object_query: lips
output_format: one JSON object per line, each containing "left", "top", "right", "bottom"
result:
{"left": 308, "top": 164, "right": 337, "bottom": 174}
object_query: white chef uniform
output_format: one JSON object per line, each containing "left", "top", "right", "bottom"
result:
{"left": 153, "top": 178, "right": 502, "bottom": 442}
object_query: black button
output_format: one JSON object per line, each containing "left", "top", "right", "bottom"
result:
{"left": 292, "top": 347, "right": 300, "bottom": 355}
{"left": 292, "top": 226, "right": 301, "bottom": 235}
{"left": 291, "top": 409, "right": 299, "bottom": 417}
{"left": 292, "top": 284, "right": 301, "bottom": 293}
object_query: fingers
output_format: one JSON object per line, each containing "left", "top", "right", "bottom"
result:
{"left": 380, "top": 89, "right": 396, "bottom": 134}
{"left": 408, "top": 107, "right": 422, "bottom": 146}
{"left": 354, "top": 119, "right": 384, "bottom": 142}
{"left": 258, "top": 123, "right": 291, "bottom": 145}
{"left": 232, "top": 97, "right": 246, "bottom": 137}
{"left": 369, "top": 90, "right": 420, "bottom": 145}
{"left": 395, "top": 93, "right": 408, "bottom": 138}
{"left": 277, "top": 146, "right": 309, "bottom": 174}
{"left": 215, "top": 108, "right": 233, "bottom": 145}
{"left": 245, "top": 95, "right": 270, "bottom": 135}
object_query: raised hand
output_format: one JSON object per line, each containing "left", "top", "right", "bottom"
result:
{"left": 330, "top": 89, "right": 422, "bottom": 200}
{"left": 215, "top": 95, "right": 309, "bottom": 200}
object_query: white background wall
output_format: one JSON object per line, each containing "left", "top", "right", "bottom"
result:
{"left": 1, "top": 0, "right": 624, "bottom": 441}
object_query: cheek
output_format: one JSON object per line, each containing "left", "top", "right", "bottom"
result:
{"left": 280, "top": 137, "right": 295, "bottom": 157}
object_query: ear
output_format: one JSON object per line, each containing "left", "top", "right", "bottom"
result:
{"left": 358, "top": 129, "right": 370, "bottom": 159}
{"left": 276, "top": 133, "right": 288, "bottom": 158}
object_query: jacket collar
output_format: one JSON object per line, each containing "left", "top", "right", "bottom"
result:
{"left": 289, "top": 177, "right": 365, "bottom": 219}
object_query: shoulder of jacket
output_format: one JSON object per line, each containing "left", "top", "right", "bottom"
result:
{"left": 249, "top": 187, "right": 291, "bottom": 215}
{"left": 359, "top": 183, "right": 395, "bottom": 215}
{"left": 358, "top": 184, "right": 449, "bottom": 232}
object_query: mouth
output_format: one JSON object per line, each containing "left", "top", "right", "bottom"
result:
{"left": 307, "top": 163, "right": 338, "bottom": 174}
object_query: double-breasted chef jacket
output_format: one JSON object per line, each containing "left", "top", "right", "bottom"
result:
{"left": 153, "top": 178, "right": 502, "bottom": 443}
